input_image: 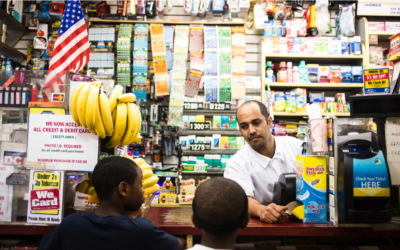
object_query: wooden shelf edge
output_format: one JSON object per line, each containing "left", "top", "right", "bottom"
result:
{"left": 89, "top": 18, "right": 246, "bottom": 25}
{"left": 0, "top": 8, "right": 26, "bottom": 31}
{"left": 0, "top": 41, "right": 27, "bottom": 60}
{"left": 264, "top": 53, "right": 364, "bottom": 59}
{"left": 369, "top": 31, "right": 399, "bottom": 36}
{"left": 268, "top": 83, "right": 364, "bottom": 88}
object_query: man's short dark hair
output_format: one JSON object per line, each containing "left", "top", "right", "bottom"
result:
{"left": 193, "top": 177, "right": 248, "bottom": 234}
{"left": 236, "top": 100, "right": 269, "bottom": 122}
{"left": 92, "top": 156, "right": 139, "bottom": 201}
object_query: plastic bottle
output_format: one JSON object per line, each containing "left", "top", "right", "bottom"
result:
{"left": 298, "top": 61, "right": 308, "bottom": 83}
{"left": 277, "top": 61, "right": 287, "bottom": 82}
{"left": 292, "top": 66, "right": 299, "bottom": 83}
{"left": 265, "top": 61, "right": 274, "bottom": 82}
{"left": 286, "top": 62, "right": 293, "bottom": 83}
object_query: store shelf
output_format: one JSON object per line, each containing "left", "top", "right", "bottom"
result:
{"left": 0, "top": 106, "right": 29, "bottom": 111}
{"left": 198, "top": 89, "right": 260, "bottom": 95}
{"left": 182, "top": 171, "right": 224, "bottom": 175}
{"left": 89, "top": 19, "right": 245, "bottom": 26}
{"left": 183, "top": 109, "right": 237, "bottom": 116}
{"left": 268, "top": 83, "right": 364, "bottom": 89}
{"left": 273, "top": 112, "right": 350, "bottom": 117}
{"left": 368, "top": 31, "right": 398, "bottom": 37}
{"left": 265, "top": 53, "right": 364, "bottom": 59}
{"left": 0, "top": 41, "right": 27, "bottom": 62}
{"left": 178, "top": 129, "right": 241, "bottom": 136}
{"left": 183, "top": 149, "right": 239, "bottom": 155}
{"left": 0, "top": 8, "right": 27, "bottom": 47}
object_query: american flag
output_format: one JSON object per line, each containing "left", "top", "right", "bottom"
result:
{"left": 44, "top": 0, "right": 90, "bottom": 101}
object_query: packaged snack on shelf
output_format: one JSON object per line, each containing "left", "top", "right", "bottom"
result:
{"left": 329, "top": 66, "right": 342, "bottom": 83}
{"left": 285, "top": 91, "right": 297, "bottom": 113}
{"left": 309, "top": 92, "right": 325, "bottom": 102}
{"left": 294, "top": 88, "right": 307, "bottom": 112}
{"left": 385, "top": 22, "right": 400, "bottom": 32}
{"left": 318, "top": 66, "right": 330, "bottom": 83}
{"left": 308, "top": 64, "right": 319, "bottom": 83}
{"left": 351, "top": 66, "right": 363, "bottom": 83}
{"left": 341, "top": 66, "right": 352, "bottom": 83}
{"left": 368, "top": 22, "right": 385, "bottom": 31}
{"left": 274, "top": 92, "right": 286, "bottom": 112}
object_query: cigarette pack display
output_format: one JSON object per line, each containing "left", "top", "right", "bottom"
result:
{"left": 221, "top": 155, "right": 230, "bottom": 169}
{"left": 187, "top": 135, "right": 196, "bottom": 145}
{"left": 221, "top": 116, "right": 230, "bottom": 128}
{"left": 212, "top": 154, "right": 221, "bottom": 168}
{"left": 213, "top": 116, "right": 222, "bottom": 128}
{"left": 196, "top": 115, "right": 205, "bottom": 122}
{"left": 189, "top": 156, "right": 197, "bottom": 164}
{"left": 181, "top": 115, "right": 189, "bottom": 128}
{"left": 236, "top": 137, "right": 245, "bottom": 149}
{"left": 180, "top": 136, "right": 189, "bottom": 149}
{"left": 196, "top": 137, "right": 205, "bottom": 143}
{"left": 221, "top": 136, "right": 229, "bottom": 149}
{"left": 204, "top": 154, "right": 213, "bottom": 167}
{"left": 212, "top": 134, "right": 221, "bottom": 149}
{"left": 229, "top": 116, "right": 237, "bottom": 128}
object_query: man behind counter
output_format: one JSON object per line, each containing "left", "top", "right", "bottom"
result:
{"left": 224, "top": 101, "right": 303, "bottom": 224}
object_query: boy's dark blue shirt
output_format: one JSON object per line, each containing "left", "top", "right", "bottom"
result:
{"left": 40, "top": 212, "right": 178, "bottom": 250}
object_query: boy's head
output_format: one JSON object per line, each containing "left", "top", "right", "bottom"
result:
{"left": 192, "top": 177, "right": 249, "bottom": 235}
{"left": 92, "top": 157, "right": 144, "bottom": 211}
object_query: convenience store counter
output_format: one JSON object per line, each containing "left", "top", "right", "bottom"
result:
{"left": 0, "top": 207, "right": 399, "bottom": 247}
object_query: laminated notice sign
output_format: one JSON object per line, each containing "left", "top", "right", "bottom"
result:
{"left": 27, "top": 114, "right": 99, "bottom": 171}
{"left": 27, "top": 170, "right": 64, "bottom": 224}
{"left": 363, "top": 68, "right": 390, "bottom": 95}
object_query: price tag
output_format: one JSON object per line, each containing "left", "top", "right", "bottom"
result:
{"left": 193, "top": 164, "right": 207, "bottom": 173}
{"left": 207, "top": 103, "right": 231, "bottom": 110}
{"left": 189, "top": 122, "right": 211, "bottom": 130}
{"left": 183, "top": 102, "right": 204, "bottom": 110}
{"left": 189, "top": 143, "right": 211, "bottom": 151}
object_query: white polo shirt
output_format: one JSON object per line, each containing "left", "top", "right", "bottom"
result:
{"left": 224, "top": 136, "right": 303, "bottom": 206}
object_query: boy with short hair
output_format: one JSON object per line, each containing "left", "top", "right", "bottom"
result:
{"left": 190, "top": 177, "right": 249, "bottom": 250}
{"left": 40, "top": 156, "right": 186, "bottom": 250}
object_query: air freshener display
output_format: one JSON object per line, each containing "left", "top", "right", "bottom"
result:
{"left": 132, "top": 23, "right": 149, "bottom": 102}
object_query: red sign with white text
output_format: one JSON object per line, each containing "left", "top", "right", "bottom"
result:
{"left": 30, "top": 189, "right": 60, "bottom": 211}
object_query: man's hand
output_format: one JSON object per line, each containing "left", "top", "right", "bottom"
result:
{"left": 257, "top": 203, "right": 288, "bottom": 223}
{"left": 248, "top": 197, "right": 288, "bottom": 224}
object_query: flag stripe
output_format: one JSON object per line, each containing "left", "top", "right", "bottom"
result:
{"left": 44, "top": 0, "right": 89, "bottom": 101}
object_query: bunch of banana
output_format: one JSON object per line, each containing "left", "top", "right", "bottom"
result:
{"left": 70, "top": 82, "right": 142, "bottom": 148}
{"left": 76, "top": 179, "right": 97, "bottom": 196}
{"left": 124, "top": 156, "right": 160, "bottom": 196}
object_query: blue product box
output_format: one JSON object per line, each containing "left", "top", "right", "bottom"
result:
{"left": 352, "top": 66, "right": 363, "bottom": 83}
{"left": 341, "top": 66, "right": 352, "bottom": 83}
{"left": 264, "top": 20, "right": 273, "bottom": 37}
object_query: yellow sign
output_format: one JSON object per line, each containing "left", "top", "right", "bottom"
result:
{"left": 363, "top": 68, "right": 390, "bottom": 94}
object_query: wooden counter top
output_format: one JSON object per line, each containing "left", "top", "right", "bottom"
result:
{"left": 0, "top": 207, "right": 399, "bottom": 237}
{"left": 145, "top": 207, "right": 400, "bottom": 237}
